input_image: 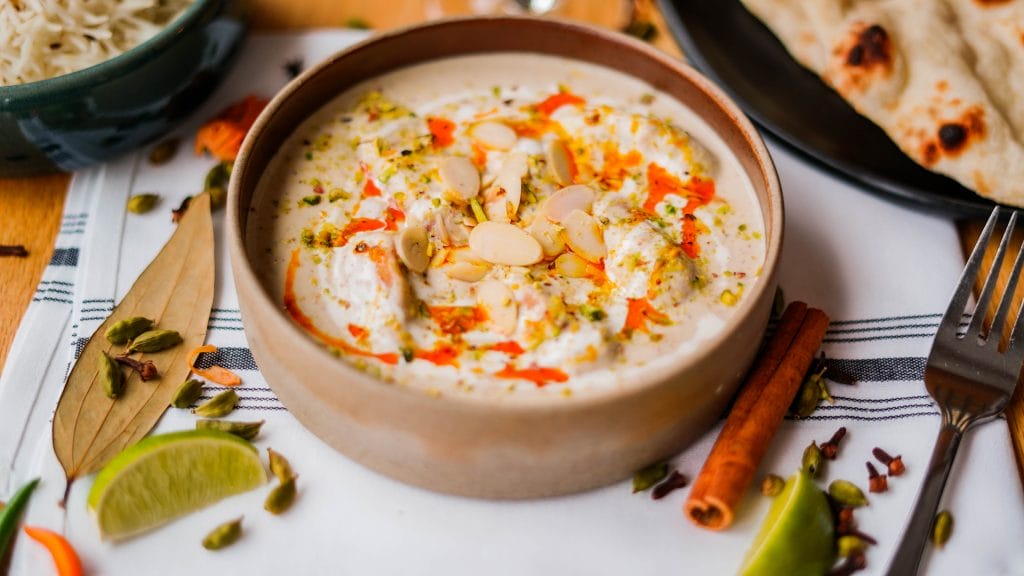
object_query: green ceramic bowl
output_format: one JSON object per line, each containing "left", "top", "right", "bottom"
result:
{"left": 0, "top": 0, "right": 247, "bottom": 177}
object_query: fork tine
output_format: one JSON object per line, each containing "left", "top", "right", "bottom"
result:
{"left": 940, "top": 207, "right": 1001, "bottom": 340}
{"left": 991, "top": 220, "right": 1024, "bottom": 348}
{"left": 968, "top": 210, "right": 1017, "bottom": 339}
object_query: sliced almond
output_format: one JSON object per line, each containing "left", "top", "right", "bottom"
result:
{"left": 553, "top": 252, "right": 590, "bottom": 278}
{"left": 432, "top": 210, "right": 451, "bottom": 245}
{"left": 546, "top": 139, "right": 575, "bottom": 186}
{"left": 542, "top": 185, "right": 595, "bottom": 223}
{"left": 394, "top": 224, "right": 430, "bottom": 273}
{"left": 484, "top": 198, "right": 511, "bottom": 223}
{"left": 562, "top": 209, "right": 606, "bottom": 263}
{"left": 477, "top": 279, "right": 518, "bottom": 335}
{"left": 468, "top": 221, "right": 544, "bottom": 266}
{"left": 527, "top": 216, "right": 566, "bottom": 258}
{"left": 450, "top": 246, "right": 486, "bottom": 264}
{"left": 495, "top": 152, "right": 527, "bottom": 215}
{"left": 471, "top": 121, "right": 517, "bottom": 150}
{"left": 443, "top": 261, "right": 491, "bottom": 282}
{"left": 439, "top": 156, "right": 480, "bottom": 202}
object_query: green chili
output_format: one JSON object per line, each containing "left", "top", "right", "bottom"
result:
{"left": 0, "top": 478, "right": 40, "bottom": 561}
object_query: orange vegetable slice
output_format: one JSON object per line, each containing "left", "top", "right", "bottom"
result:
{"left": 23, "top": 526, "right": 83, "bottom": 576}
{"left": 187, "top": 345, "right": 242, "bottom": 386}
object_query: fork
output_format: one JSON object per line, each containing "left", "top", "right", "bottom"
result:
{"left": 886, "top": 207, "right": 1024, "bottom": 575}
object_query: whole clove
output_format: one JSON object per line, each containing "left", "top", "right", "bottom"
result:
{"left": 171, "top": 196, "right": 192, "bottom": 223}
{"left": 651, "top": 470, "right": 689, "bottom": 500}
{"left": 0, "top": 245, "right": 28, "bottom": 257}
{"left": 114, "top": 355, "right": 159, "bottom": 381}
{"left": 820, "top": 426, "right": 847, "bottom": 460}
{"left": 836, "top": 506, "right": 856, "bottom": 534}
{"left": 872, "top": 447, "right": 905, "bottom": 476}
{"left": 866, "top": 461, "right": 888, "bottom": 493}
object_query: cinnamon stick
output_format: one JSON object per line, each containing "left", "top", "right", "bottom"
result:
{"left": 684, "top": 301, "right": 830, "bottom": 530}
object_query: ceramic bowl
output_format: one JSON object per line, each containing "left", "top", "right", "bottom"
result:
{"left": 228, "top": 17, "right": 784, "bottom": 499}
{"left": 0, "top": 0, "right": 247, "bottom": 177}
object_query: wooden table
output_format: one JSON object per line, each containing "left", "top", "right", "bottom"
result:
{"left": 1, "top": 0, "right": 1021, "bottom": 479}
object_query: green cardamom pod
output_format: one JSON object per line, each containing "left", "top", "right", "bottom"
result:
{"left": 761, "top": 473, "right": 785, "bottom": 497}
{"left": 264, "top": 476, "right": 297, "bottom": 515}
{"left": 817, "top": 376, "right": 835, "bottom": 404}
{"left": 207, "top": 187, "right": 227, "bottom": 210}
{"left": 837, "top": 535, "right": 867, "bottom": 558}
{"left": 204, "top": 161, "right": 232, "bottom": 191}
{"left": 196, "top": 419, "right": 264, "bottom": 441}
{"left": 193, "top": 390, "right": 238, "bottom": 418}
{"left": 267, "top": 448, "right": 295, "bottom": 483}
{"left": 104, "top": 316, "right": 155, "bottom": 345}
{"left": 790, "top": 375, "right": 821, "bottom": 418}
{"left": 170, "top": 379, "right": 204, "bottom": 409}
{"left": 202, "top": 517, "right": 243, "bottom": 550}
{"left": 802, "top": 441, "right": 823, "bottom": 478}
{"left": 128, "top": 329, "right": 182, "bottom": 353}
{"left": 127, "top": 194, "right": 160, "bottom": 215}
{"left": 148, "top": 138, "right": 180, "bottom": 165}
{"left": 828, "top": 479, "right": 869, "bottom": 508}
{"left": 631, "top": 461, "right": 669, "bottom": 493}
{"left": 932, "top": 510, "right": 954, "bottom": 549}
{"left": 98, "top": 352, "right": 125, "bottom": 399}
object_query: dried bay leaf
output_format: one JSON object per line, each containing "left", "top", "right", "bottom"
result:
{"left": 52, "top": 193, "right": 215, "bottom": 486}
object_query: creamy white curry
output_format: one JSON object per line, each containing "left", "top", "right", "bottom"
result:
{"left": 248, "top": 53, "right": 766, "bottom": 399}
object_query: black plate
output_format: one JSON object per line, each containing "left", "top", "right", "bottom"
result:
{"left": 657, "top": 0, "right": 995, "bottom": 218}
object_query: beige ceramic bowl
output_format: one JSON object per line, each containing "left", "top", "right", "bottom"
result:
{"left": 228, "top": 17, "right": 783, "bottom": 499}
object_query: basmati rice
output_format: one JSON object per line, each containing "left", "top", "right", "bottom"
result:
{"left": 0, "top": 0, "right": 194, "bottom": 86}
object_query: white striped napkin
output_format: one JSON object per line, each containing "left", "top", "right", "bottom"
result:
{"left": 2, "top": 30, "right": 1022, "bottom": 575}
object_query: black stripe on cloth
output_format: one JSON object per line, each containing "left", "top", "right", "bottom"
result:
{"left": 824, "top": 333, "right": 935, "bottom": 344}
{"left": 831, "top": 394, "right": 931, "bottom": 403}
{"left": 827, "top": 322, "right": 939, "bottom": 334}
{"left": 81, "top": 298, "right": 114, "bottom": 304}
{"left": 38, "top": 280, "right": 73, "bottom": 287}
{"left": 828, "top": 313, "right": 942, "bottom": 325}
{"left": 32, "top": 296, "right": 73, "bottom": 304}
{"left": 36, "top": 287, "right": 73, "bottom": 296}
{"left": 49, "top": 248, "right": 79, "bottom": 267}
{"left": 193, "top": 346, "right": 259, "bottom": 371}
{"left": 74, "top": 337, "right": 87, "bottom": 359}
{"left": 822, "top": 357, "right": 924, "bottom": 382}
{"left": 788, "top": 411, "right": 938, "bottom": 422}
{"left": 813, "top": 402, "right": 935, "bottom": 413}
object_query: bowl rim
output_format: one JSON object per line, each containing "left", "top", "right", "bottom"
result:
{"left": 227, "top": 15, "right": 784, "bottom": 412}
{"left": 0, "top": 0, "right": 219, "bottom": 109}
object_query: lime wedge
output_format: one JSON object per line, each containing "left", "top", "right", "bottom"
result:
{"left": 88, "top": 430, "right": 267, "bottom": 540}
{"left": 738, "top": 470, "right": 836, "bottom": 576}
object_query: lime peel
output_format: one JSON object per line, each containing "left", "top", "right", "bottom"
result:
{"left": 738, "top": 469, "right": 836, "bottom": 576}
{"left": 88, "top": 429, "right": 267, "bottom": 541}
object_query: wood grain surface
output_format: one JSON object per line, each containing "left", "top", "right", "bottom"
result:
{"left": 0, "top": 0, "right": 1020, "bottom": 476}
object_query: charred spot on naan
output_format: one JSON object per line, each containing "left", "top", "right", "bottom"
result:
{"left": 918, "top": 106, "right": 986, "bottom": 166}
{"left": 827, "top": 22, "right": 897, "bottom": 96}
{"left": 845, "top": 25, "right": 891, "bottom": 69}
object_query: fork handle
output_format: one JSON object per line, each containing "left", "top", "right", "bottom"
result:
{"left": 885, "top": 422, "right": 963, "bottom": 576}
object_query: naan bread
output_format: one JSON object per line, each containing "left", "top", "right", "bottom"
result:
{"left": 740, "top": 0, "right": 1024, "bottom": 206}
